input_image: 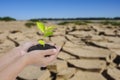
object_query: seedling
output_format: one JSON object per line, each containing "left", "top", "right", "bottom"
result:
{"left": 36, "top": 22, "right": 55, "bottom": 46}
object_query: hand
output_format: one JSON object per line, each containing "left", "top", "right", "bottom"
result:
{"left": 21, "top": 42, "right": 61, "bottom": 67}
{"left": 0, "top": 41, "right": 61, "bottom": 80}
{"left": 0, "top": 42, "right": 37, "bottom": 71}
{"left": 8, "top": 41, "right": 38, "bottom": 57}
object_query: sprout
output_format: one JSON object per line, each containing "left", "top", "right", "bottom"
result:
{"left": 36, "top": 22, "right": 56, "bottom": 46}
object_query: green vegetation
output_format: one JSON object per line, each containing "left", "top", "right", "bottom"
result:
{"left": 58, "top": 21, "right": 88, "bottom": 25}
{"left": 25, "top": 22, "right": 36, "bottom": 28}
{"left": 0, "top": 17, "right": 16, "bottom": 21}
{"left": 101, "top": 21, "right": 120, "bottom": 26}
{"left": 0, "top": 17, "right": 120, "bottom": 21}
{"left": 58, "top": 21, "right": 69, "bottom": 25}
{"left": 29, "top": 19, "right": 40, "bottom": 22}
{"left": 28, "top": 18, "right": 46, "bottom": 23}
{"left": 111, "top": 22, "right": 120, "bottom": 26}
{"left": 36, "top": 22, "right": 56, "bottom": 46}
{"left": 26, "top": 21, "right": 56, "bottom": 46}
{"left": 82, "top": 20, "right": 92, "bottom": 23}
{"left": 25, "top": 18, "right": 47, "bottom": 28}
{"left": 26, "top": 17, "right": 120, "bottom": 20}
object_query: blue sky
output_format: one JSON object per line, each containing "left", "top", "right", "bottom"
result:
{"left": 0, "top": 0, "right": 120, "bottom": 20}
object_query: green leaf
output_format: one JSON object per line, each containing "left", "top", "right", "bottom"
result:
{"left": 45, "top": 26, "right": 56, "bottom": 31}
{"left": 36, "top": 22, "right": 45, "bottom": 33}
{"left": 44, "top": 31, "right": 53, "bottom": 37}
{"left": 44, "top": 26, "right": 55, "bottom": 37}
{"left": 38, "top": 40, "right": 45, "bottom": 46}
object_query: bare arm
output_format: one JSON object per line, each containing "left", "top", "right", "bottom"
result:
{"left": 0, "top": 42, "right": 36, "bottom": 71}
{"left": 0, "top": 48, "right": 21, "bottom": 71}
{"left": 0, "top": 56, "right": 27, "bottom": 80}
{"left": 0, "top": 42, "right": 60, "bottom": 80}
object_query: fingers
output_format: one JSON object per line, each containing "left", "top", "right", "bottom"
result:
{"left": 22, "top": 42, "right": 61, "bottom": 67}
{"left": 47, "top": 43, "right": 61, "bottom": 51}
{"left": 29, "top": 49, "right": 57, "bottom": 56}
{"left": 29, "top": 44, "right": 61, "bottom": 57}
{"left": 46, "top": 43, "right": 61, "bottom": 52}
{"left": 41, "top": 55, "right": 57, "bottom": 67}
{"left": 42, "top": 45, "right": 61, "bottom": 67}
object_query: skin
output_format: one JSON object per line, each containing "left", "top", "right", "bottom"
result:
{"left": 0, "top": 41, "right": 61, "bottom": 80}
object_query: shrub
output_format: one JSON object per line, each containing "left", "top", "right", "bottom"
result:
{"left": 82, "top": 20, "right": 92, "bottom": 23}
{"left": 101, "top": 21, "right": 120, "bottom": 26}
{"left": 25, "top": 22, "right": 36, "bottom": 28}
{"left": 28, "top": 19, "right": 46, "bottom": 23}
{"left": 0, "top": 17, "right": 1, "bottom": 21}
{"left": 73, "top": 21, "right": 87, "bottom": 25}
{"left": 29, "top": 19, "right": 40, "bottom": 22}
{"left": 110, "top": 22, "right": 120, "bottom": 26}
{"left": 0, "top": 17, "right": 16, "bottom": 21}
{"left": 58, "top": 21, "right": 87, "bottom": 25}
{"left": 58, "top": 21, "right": 69, "bottom": 25}
{"left": 100, "top": 21, "right": 110, "bottom": 25}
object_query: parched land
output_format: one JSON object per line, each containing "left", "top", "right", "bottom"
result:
{"left": 0, "top": 21, "right": 120, "bottom": 80}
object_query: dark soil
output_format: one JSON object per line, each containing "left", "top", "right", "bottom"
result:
{"left": 27, "top": 44, "right": 56, "bottom": 52}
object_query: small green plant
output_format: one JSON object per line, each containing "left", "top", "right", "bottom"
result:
{"left": 36, "top": 22, "right": 55, "bottom": 46}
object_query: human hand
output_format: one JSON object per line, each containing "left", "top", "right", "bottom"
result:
{"left": 7, "top": 41, "right": 37, "bottom": 57}
{"left": 0, "top": 41, "right": 61, "bottom": 80}
{"left": 0, "top": 41, "right": 38, "bottom": 72}
{"left": 20, "top": 42, "right": 61, "bottom": 67}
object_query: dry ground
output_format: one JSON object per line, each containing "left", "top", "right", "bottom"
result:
{"left": 0, "top": 21, "right": 120, "bottom": 80}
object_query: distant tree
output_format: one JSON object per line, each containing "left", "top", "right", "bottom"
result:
{"left": 28, "top": 18, "right": 46, "bottom": 23}
{"left": 0, "top": 17, "right": 1, "bottom": 21}
{"left": 27, "top": 17, "right": 120, "bottom": 21}
{"left": 0, "top": 16, "right": 16, "bottom": 21}
{"left": 29, "top": 19, "right": 40, "bottom": 22}
{"left": 114, "top": 17, "right": 120, "bottom": 20}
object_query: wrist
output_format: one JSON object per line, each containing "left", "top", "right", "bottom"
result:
{"left": 22, "top": 54, "right": 35, "bottom": 66}
{"left": 20, "top": 56, "right": 30, "bottom": 67}
{"left": 11, "top": 47, "right": 27, "bottom": 58}
{"left": 10, "top": 47, "right": 22, "bottom": 57}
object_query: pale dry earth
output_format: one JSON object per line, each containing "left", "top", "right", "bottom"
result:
{"left": 0, "top": 21, "right": 120, "bottom": 80}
